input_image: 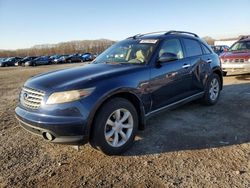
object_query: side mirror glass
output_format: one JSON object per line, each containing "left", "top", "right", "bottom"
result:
{"left": 158, "top": 53, "right": 178, "bottom": 63}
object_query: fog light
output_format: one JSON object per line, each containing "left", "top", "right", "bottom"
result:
{"left": 43, "top": 132, "right": 54, "bottom": 141}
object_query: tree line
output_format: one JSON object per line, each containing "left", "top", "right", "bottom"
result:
{"left": 0, "top": 39, "right": 115, "bottom": 58}
{"left": 0, "top": 36, "right": 217, "bottom": 58}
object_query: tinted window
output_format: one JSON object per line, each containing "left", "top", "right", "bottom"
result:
{"left": 201, "top": 44, "right": 211, "bottom": 54}
{"left": 183, "top": 38, "right": 203, "bottom": 57}
{"left": 159, "top": 38, "right": 184, "bottom": 59}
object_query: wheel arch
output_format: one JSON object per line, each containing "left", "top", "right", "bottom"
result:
{"left": 87, "top": 89, "right": 146, "bottom": 140}
{"left": 212, "top": 67, "right": 223, "bottom": 90}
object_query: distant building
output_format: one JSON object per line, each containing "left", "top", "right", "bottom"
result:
{"left": 214, "top": 37, "right": 238, "bottom": 47}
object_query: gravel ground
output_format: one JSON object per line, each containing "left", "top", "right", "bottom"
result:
{"left": 0, "top": 63, "right": 249, "bottom": 187}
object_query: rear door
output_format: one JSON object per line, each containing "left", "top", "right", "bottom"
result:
{"left": 181, "top": 38, "right": 212, "bottom": 93}
{"left": 149, "top": 38, "right": 193, "bottom": 111}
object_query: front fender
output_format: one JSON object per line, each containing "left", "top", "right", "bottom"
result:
{"left": 85, "top": 86, "right": 146, "bottom": 139}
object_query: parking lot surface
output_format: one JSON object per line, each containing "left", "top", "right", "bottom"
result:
{"left": 0, "top": 63, "right": 249, "bottom": 187}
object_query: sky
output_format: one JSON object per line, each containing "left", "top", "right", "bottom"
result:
{"left": 0, "top": 0, "right": 250, "bottom": 50}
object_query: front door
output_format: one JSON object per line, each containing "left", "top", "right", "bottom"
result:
{"left": 149, "top": 38, "right": 193, "bottom": 111}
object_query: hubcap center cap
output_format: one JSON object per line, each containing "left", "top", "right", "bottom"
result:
{"left": 115, "top": 122, "right": 122, "bottom": 132}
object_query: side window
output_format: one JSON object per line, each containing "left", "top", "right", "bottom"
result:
{"left": 201, "top": 44, "right": 212, "bottom": 54}
{"left": 183, "top": 38, "right": 203, "bottom": 57}
{"left": 159, "top": 38, "right": 184, "bottom": 59}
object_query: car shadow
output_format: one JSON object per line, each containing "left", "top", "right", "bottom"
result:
{"left": 234, "top": 73, "right": 250, "bottom": 81}
{"left": 123, "top": 81, "right": 250, "bottom": 156}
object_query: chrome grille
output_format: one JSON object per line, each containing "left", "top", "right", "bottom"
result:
{"left": 235, "top": 59, "right": 244, "bottom": 63}
{"left": 224, "top": 59, "right": 245, "bottom": 63}
{"left": 20, "top": 87, "right": 45, "bottom": 109}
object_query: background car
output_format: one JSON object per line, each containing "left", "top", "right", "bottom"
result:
{"left": 52, "top": 55, "right": 68, "bottom": 64}
{"left": 15, "top": 56, "right": 37, "bottom": 66}
{"left": 81, "top": 53, "right": 94, "bottom": 61}
{"left": 25, "top": 56, "right": 51, "bottom": 66}
{"left": 220, "top": 36, "right": 250, "bottom": 76}
{"left": 49, "top": 55, "right": 61, "bottom": 62}
{"left": 0, "top": 57, "right": 22, "bottom": 67}
{"left": 66, "top": 54, "right": 84, "bottom": 63}
{"left": 211, "top": 45, "right": 229, "bottom": 55}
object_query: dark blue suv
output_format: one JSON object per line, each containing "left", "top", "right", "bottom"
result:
{"left": 15, "top": 31, "right": 223, "bottom": 155}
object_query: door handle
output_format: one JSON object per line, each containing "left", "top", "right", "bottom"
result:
{"left": 182, "top": 64, "right": 191, "bottom": 69}
{"left": 206, "top": 59, "right": 212, "bottom": 63}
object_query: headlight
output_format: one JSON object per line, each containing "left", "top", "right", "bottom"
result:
{"left": 46, "top": 87, "right": 95, "bottom": 104}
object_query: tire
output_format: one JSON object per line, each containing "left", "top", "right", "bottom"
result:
{"left": 90, "top": 97, "right": 138, "bottom": 155}
{"left": 223, "top": 71, "right": 227, "bottom": 76}
{"left": 4, "top": 64, "right": 8, "bottom": 67}
{"left": 33, "top": 63, "right": 36, "bottom": 66}
{"left": 202, "top": 73, "right": 221, "bottom": 105}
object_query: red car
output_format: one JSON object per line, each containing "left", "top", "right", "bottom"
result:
{"left": 220, "top": 36, "right": 250, "bottom": 76}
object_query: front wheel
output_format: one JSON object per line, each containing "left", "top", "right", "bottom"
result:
{"left": 202, "top": 73, "right": 221, "bottom": 105}
{"left": 90, "top": 98, "right": 138, "bottom": 155}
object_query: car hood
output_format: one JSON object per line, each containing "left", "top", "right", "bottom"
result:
{"left": 25, "top": 63, "right": 143, "bottom": 92}
{"left": 220, "top": 51, "right": 250, "bottom": 59}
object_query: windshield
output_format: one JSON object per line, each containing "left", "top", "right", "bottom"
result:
{"left": 5, "top": 58, "right": 13, "bottom": 61}
{"left": 93, "top": 39, "right": 157, "bottom": 64}
{"left": 229, "top": 41, "right": 250, "bottom": 51}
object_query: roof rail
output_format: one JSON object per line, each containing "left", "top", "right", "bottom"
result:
{"left": 128, "top": 34, "right": 142, "bottom": 39}
{"left": 139, "top": 31, "right": 169, "bottom": 36}
{"left": 239, "top": 35, "right": 250, "bottom": 40}
{"left": 165, "top": 30, "right": 199, "bottom": 38}
{"left": 127, "top": 31, "right": 168, "bottom": 39}
{"left": 127, "top": 30, "right": 199, "bottom": 39}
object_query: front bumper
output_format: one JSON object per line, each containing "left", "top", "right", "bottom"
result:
{"left": 15, "top": 106, "right": 88, "bottom": 145}
{"left": 222, "top": 63, "right": 250, "bottom": 72}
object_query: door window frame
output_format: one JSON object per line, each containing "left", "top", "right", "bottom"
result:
{"left": 152, "top": 37, "right": 186, "bottom": 66}
{"left": 180, "top": 37, "right": 204, "bottom": 58}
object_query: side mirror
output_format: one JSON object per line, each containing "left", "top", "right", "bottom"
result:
{"left": 158, "top": 53, "right": 178, "bottom": 63}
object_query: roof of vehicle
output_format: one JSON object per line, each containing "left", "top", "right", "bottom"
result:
{"left": 127, "top": 30, "right": 201, "bottom": 41}
{"left": 239, "top": 38, "right": 250, "bottom": 42}
{"left": 239, "top": 35, "right": 250, "bottom": 42}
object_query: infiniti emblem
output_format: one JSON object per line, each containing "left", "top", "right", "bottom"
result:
{"left": 23, "top": 92, "right": 29, "bottom": 100}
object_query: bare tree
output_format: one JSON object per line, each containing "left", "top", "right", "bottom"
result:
{"left": 0, "top": 39, "right": 115, "bottom": 58}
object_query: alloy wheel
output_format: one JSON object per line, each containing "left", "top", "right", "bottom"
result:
{"left": 209, "top": 78, "right": 219, "bottom": 101}
{"left": 104, "top": 108, "right": 133, "bottom": 147}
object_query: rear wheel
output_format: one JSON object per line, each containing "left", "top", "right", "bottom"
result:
{"left": 90, "top": 98, "right": 138, "bottom": 155}
{"left": 202, "top": 73, "right": 221, "bottom": 105}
